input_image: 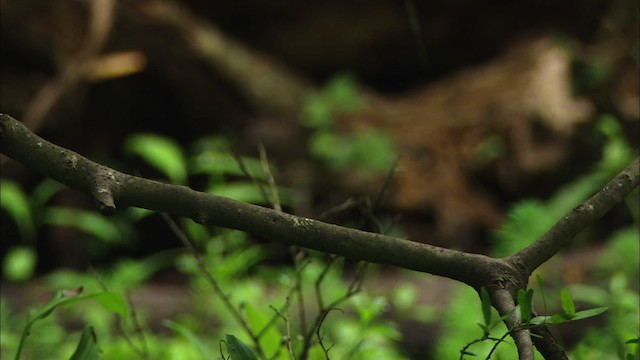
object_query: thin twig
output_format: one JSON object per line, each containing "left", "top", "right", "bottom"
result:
{"left": 92, "top": 269, "right": 149, "bottom": 359}
{"left": 270, "top": 301, "right": 296, "bottom": 360}
{"left": 259, "top": 143, "right": 281, "bottom": 212}
{"left": 160, "top": 213, "right": 268, "bottom": 359}
{"left": 229, "top": 149, "right": 271, "bottom": 205}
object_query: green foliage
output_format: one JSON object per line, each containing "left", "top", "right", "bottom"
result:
{"left": 225, "top": 334, "right": 258, "bottom": 360}
{"left": 436, "top": 116, "right": 636, "bottom": 358}
{"left": 11, "top": 288, "right": 127, "bottom": 360}
{"left": 0, "top": 180, "right": 36, "bottom": 241}
{"left": 125, "top": 133, "right": 188, "bottom": 184}
{"left": 3, "top": 246, "right": 37, "bottom": 282}
{"left": 491, "top": 115, "right": 636, "bottom": 257}
{"left": 567, "top": 273, "right": 639, "bottom": 359}
{"left": 68, "top": 327, "right": 100, "bottom": 360}
{"left": 302, "top": 74, "right": 397, "bottom": 175}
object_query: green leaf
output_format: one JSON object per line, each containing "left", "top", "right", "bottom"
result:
{"left": 571, "top": 307, "right": 608, "bottom": 321}
{"left": 93, "top": 292, "right": 128, "bottom": 318}
{"left": 244, "top": 304, "right": 282, "bottom": 358}
{"left": 15, "top": 289, "right": 121, "bottom": 359}
{"left": 560, "top": 289, "right": 576, "bottom": 318}
{"left": 392, "top": 283, "right": 418, "bottom": 311}
{"left": 518, "top": 288, "right": 534, "bottom": 323}
{"left": 69, "top": 326, "right": 100, "bottom": 360}
{"left": 226, "top": 334, "right": 258, "bottom": 360}
{"left": 350, "top": 130, "right": 397, "bottom": 172}
{"left": 3, "top": 246, "right": 37, "bottom": 282}
{"left": 325, "top": 74, "right": 361, "bottom": 112}
{"left": 480, "top": 287, "right": 492, "bottom": 329}
{"left": 165, "top": 320, "right": 212, "bottom": 359}
{"left": 125, "top": 133, "right": 187, "bottom": 183}
{"left": 209, "top": 182, "right": 267, "bottom": 204}
{"left": 536, "top": 275, "right": 548, "bottom": 314}
{"left": 302, "top": 94, "right": 334, "bottom": 128}
{"left": 44, "top": 207, "right": 121, "bottom": 242}
{"left": 0, "top": 180, "right": 35, "bottom": 241}
{"left": 308, "top": 131, "right": 352, "bottom": 170}
{"left": 31, "top": 178, "right": 65, "bottom": 206}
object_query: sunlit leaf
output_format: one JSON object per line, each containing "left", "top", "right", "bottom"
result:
{"left": 125, "top": 133, "right": 187, "bottom": 183}
{"left": 560, "top": 288, "right": 576, "bottom": 318}
{"left": 93, "top": 291, "right": 128, "bottom": 318}
{"left": 31, "top": 178, "right": 65, "bottom": 206}
{"left": 0, "top": 180, "right": 35, "bottom": 241}
{"left": 245, "top": 304, "right": 282, "bottom": 358}
{"left": 44, "top": 207, "right": 121, "bottom": 242}
{"left": 3, "top": 246, "right": 37, "bottom": 282}
{"left": 209, "top": 182, "right": 267, "bottom": 204}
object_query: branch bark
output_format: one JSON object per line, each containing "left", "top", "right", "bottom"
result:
{"left": 1, "top": 113, "right": 637, "bottom": 359}
{"left": 0, "top": 113, "right": 505, "bottom": 287}
{"left": 508, "top": 157, "right": 640, "bottom": 273}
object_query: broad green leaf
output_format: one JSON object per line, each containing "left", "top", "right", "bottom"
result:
{"left": 244, "top": 304, "right": 282, "bottom": 358}
{"left": 3, "top": 246, "right": 37, "bottom": 282}
{"left": 518, "top": 288, "right": 534, "bottom": 323}
{"left": 209, "top": 182, "right": 267, "bottom": 204}
{"left": 31, "top": 178, "right": 65, "bottom": 206}
{"left": 190, "top": 151, "right": 265, "bottom": 179}
{"left": 480, "top": 287, "right": 492, "bottom": 329}
{"left": 0, "top": 180, "right": 35, "bottom": 241}
{"left": 69, "top": 326, "right": 99, "bottom": 360}
{"left": 125, "top": 133, "right": 187, "bottom": 183}
{"left": 165, "top": 320, "right": 212, "bottom": 359}
{"left": 560, "top": 289, "right": 576, "bottom": 318}
{"left": 44, "top": 207, "right": 121, "bottom": 242}
{"left": 93, "top": 292, "right": 128, "bottom": 318}
{"left": 226, "top": 334, "right": 258, "bottom": 360}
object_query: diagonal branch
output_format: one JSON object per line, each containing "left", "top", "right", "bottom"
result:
{"left": 0, "top": 113, "right": 504, "bottom": 287}
{"left": 507, "top": 157, "right": 639, "bottom": 274}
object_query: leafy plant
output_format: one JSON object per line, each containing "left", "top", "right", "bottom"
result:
{"left": 302, "top": 74, "right": 397, "bottom": 175}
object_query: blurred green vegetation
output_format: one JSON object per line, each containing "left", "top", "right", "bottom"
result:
{"left": 1, "top": 112, "right": 637, "bottom": 359}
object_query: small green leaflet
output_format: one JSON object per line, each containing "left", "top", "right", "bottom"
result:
{"left": 69, "top": 326, "right": 100, "bottom": 360}
{"left": 560, "top": 288, "right": 576, "bottom": 319}
{"left": 226, "top": 334, "right": 257, "bottom": 360}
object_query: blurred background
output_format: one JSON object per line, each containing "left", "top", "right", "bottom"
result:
{"left": 1, "top": 0, "right": 638, "bottom": 359}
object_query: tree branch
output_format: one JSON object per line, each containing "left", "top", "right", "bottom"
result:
{"left": 508, "top": 157, "right": 639, "bottom": 273}
{"left": 2, "top": 113, "right": 637, "bottom": 360}
{"left": 0, "top": 114, "right": 504, "bottom": 287}
{"left": 490, "top": 288, "right": 535, "bottom": 360}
